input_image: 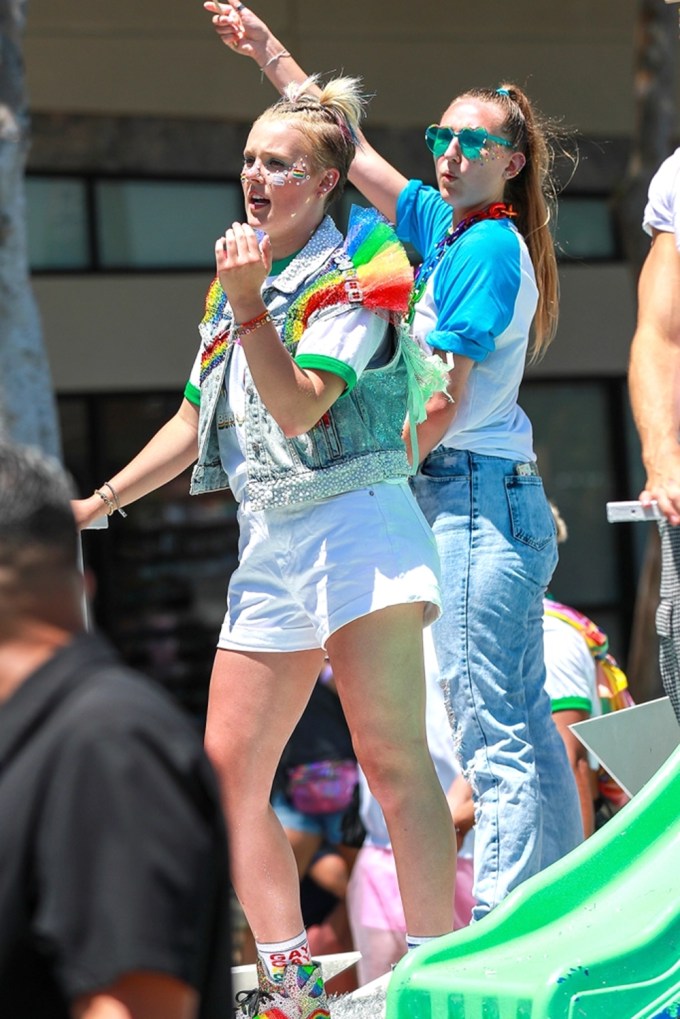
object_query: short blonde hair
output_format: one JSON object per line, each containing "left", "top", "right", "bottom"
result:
{"left": 255, "top": 75, "right": 367, "bottom": 206}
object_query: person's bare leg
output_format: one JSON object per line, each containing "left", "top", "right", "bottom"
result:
{"left": 327, "top": 604, "right": 456, "bottom": 937}
{"left": 308, "top": 847, "right": 357, "bottom": 900}
{"left": 204, "top": 647, "right": 324, "bottom": 942}
{"left": 285, "top": 828, "right": 324, "bottom": 879}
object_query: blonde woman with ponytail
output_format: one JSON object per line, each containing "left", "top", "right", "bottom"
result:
{"left": 73, "top": 74, "right": 457, "bottom": 1019}
{"left": 207, "top": 2, "right": 583, "bottom": 932}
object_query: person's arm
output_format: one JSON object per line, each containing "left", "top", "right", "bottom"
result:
{"left": 629, "top": 229, "right": 680, "bottom": 524}
{"left": 404, "top": 354, "right": 475, "bottom": 465}
{"left": 71, "top": 399, "right": 199, "bottom": 529}
{"left": 551, "top": 709, "right": 594, "bottom": 839}
{"left": 204, "top": 2, "right": 408, "bottom": 222}
{"left": 216, "top": 223, "right": 348, "bottom": 435}
{"left": 72, "top": 972, "right": 198, "bottom": 1019}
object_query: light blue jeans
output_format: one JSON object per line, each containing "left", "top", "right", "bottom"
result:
{"left": 412, "top": 448, "right": 583, "bottom": 921}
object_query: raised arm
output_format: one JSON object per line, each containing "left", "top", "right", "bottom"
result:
{"left": 204, "top": 1, "right": 408, "bottom": 222}
{"left": 629, "top": 229, "right": 680, "bottom": 524}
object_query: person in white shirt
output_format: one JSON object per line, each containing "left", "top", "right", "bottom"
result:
{"left": 629, "top": 144, "right": 680, "bottom": 725}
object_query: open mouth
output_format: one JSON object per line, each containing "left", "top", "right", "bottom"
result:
{"left": 247, "top": 192, "right": 271, "bottom": 213}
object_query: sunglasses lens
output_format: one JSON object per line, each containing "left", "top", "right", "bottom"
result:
{"left": 426, "top": 126, "right": 455, "bottom": 158}
{"left": 458, "top": 128, "right": 487, "bottom": 159}
{"left": 425, "top": 126, "right": 440, "bottom": 154}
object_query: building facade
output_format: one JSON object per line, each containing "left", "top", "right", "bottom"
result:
{"left": 23, "top": 0, "right": 679, "bottom": 709}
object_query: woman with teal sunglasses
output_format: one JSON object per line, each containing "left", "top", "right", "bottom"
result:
{"left": 207, "top": 1, "right": 583, "bottom": 939}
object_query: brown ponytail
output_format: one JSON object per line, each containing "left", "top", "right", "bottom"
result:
{"left": 457, "top": 84, "right": 565, "bottom": 360}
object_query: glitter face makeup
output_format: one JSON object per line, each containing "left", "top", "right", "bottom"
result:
{"left": 240, "top": 155, "right": 312, "bottom": 187}
{"left": 431, "top": 98, "right": 525, "bottom": 220}
{"left": 239, "top": 121, "right": 335, "bottom": 258}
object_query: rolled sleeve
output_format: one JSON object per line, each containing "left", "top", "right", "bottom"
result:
{"left": 642, "top": 148, "right": 680, "bottom": 250}
{"left": 294, "top": 304, "right": 390, "bottom": 393}
{"left": 543, "top": 618, "right": 596, "bottom": 715}
{"left": 185, "top": 347, "right": 203, "bottom": 406}
{"left": 429, "top": 223, "right": 521, "bottom": 361}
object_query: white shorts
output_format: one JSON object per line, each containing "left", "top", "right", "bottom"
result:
{"left": 218, "top": 481, "right": 441, "bottom": 653}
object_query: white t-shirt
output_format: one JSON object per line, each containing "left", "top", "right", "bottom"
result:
{"left": 187, "top": 298, "right": 390, "bottom": 504}
{"left": 543, "top": 609, "right": 600, "bottom": 770}
{"left": 643, "top": 147, "right": 680, "bottom": 251}
{"left": 396, "top": 180, "right": 538, "bottom": 462}
{"left": 543, "top": 611, "right": 599, "bottom": 715}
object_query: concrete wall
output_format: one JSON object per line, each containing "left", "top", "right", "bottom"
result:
{"left": 23, "top": 0, "right": 673, "bottom": 393}
{"left": 24, "top": 0, "right": 656, "bottom": 135}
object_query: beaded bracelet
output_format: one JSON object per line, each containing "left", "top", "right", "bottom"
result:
{"left": 231, "top": 310, "right": 273, "bottom": 343}
{"left": 94, "top": 481, "right": 128, "bottom": 518}
{"left": 103, "top": 480, "right": 128, "bottom": 518}
{"left": 94, "top": 488, "right": 114, "bottom": 516}
{"left": 259, "top": 49, "right": 290, "bottom": 82}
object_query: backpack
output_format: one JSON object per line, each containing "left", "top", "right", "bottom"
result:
{"left": 544, "top": 600, "right": 634, "bottom": 810}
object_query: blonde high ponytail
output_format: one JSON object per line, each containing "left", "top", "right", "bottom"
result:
{"left": 258, "top": 75, "right": 369, "bottom": 207}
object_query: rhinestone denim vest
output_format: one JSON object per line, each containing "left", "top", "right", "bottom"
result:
{"left": 190, "top": 215, "right": 417, "bottom": 511}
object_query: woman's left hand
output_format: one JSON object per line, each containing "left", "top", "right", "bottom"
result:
{"left": 215, "top": 222, "right": 272, "bottom": 320}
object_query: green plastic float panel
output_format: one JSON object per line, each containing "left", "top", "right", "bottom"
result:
{"left": 387, "top": 742, "right": 680, "bottom": 1019}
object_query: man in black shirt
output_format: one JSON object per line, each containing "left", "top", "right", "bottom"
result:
{"left": 0, "top": 442, "right": 232, "bottom": 1019}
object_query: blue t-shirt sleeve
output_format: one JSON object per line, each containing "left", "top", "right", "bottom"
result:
{"left": 428, "top": 221, "right": 522, "bottom": 362}
{"left": 396, "top": 180, "right": 452, "bottom": 259}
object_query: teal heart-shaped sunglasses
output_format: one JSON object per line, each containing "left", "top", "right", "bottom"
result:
{"left": 425, "top": 124, "right": 513, "bottom": 161}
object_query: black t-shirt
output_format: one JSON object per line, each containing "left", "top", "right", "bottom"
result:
{"left": 0, "top": 633, "right": 232, "bottom": 1018}
{"left": 274, "top": 678, "right": 355, "bottom": 793}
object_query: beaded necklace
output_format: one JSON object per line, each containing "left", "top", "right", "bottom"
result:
{"left": 406, "top": 201, "right": 516, "bottom": 324}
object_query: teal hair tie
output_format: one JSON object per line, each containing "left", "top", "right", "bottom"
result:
{"left": 496, "top": 87, "right": 510, "bottom": 96}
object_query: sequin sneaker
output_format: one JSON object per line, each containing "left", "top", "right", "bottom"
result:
{"left": 234, "top": 958, "right": 330, "bottom": 1019}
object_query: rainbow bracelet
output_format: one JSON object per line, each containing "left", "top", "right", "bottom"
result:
{"left": 232, "top": 310, "right": 272, "bottom": 343}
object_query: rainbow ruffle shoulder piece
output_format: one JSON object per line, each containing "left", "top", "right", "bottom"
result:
{"left": 282, "top": 206, "right": 414, "bottom": 348}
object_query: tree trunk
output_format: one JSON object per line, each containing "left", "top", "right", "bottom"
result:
{"left": 0, "top": 0, "right": 61, "bottom": 457}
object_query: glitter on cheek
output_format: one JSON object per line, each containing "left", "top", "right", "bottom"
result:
{"left": 290, "top": 167, "right": 308, "bottom": 183}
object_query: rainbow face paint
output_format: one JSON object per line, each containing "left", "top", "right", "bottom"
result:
{"left": 240, "top": 156, "right": 311, "bottom": 187}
